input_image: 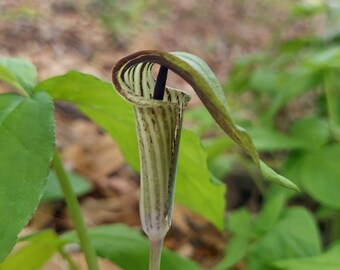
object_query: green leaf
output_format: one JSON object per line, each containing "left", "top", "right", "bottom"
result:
{"left": 213, "top": 235, "right": 248, "bottom": 270}
{"left": 61, "top": 224, "right": 200, "bottom": 270}
{"left": 42, "top": 170, "right": 92, "bottom": 201}
{"left": 273, "top": 241, "right": 340, "bottom": 270}
{"left": 290, "top": 117, "right": 330, "bottom": 150}
{"left": 214, "top": 209, "right": 252, "bottom": 270}
{"left": 34, "top": 71, "right": 139, "bottom": 170}
{"left": 33, "top": 71, "right": 225, "bottom": 229}
{"left": 112, "top": 50, "right": 298, "bottom": 190}
{"left": 299, "top": 144, "right": 340, "bottom": 208}
{"left": 0, "top": 57, "right": 37, "bottom": 93}
{"left": 227, "top": 208, "right": 252, "bottom": 236}
{"left": 177, "top": 131, "right": 226, "bottom": 229}
{"left": 0, "top": 230, "right": 61, "bottom": 270}
{"left": 254, "top": 187, "right": 291, "bottom": 234}
{"left": 248, "top": 207, "right": 321, "bottom": 270}
{"left": 0, "top": 92, "right": 55, "bottom": 261}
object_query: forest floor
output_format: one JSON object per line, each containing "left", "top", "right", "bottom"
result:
{"left": 0, "top": 1, "right": 312, "bottom": 269}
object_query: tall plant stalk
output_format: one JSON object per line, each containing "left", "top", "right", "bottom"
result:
{"left": 53, "top": 149, "right": 99, "bottom": 270}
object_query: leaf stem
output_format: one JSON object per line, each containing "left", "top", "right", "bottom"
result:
{"left": 53, "top": 149, "right": 99, "bottom": 270}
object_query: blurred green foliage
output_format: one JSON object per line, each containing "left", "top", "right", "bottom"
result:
{"left": 204, "top": 1, "right": 340, "bottom": 269}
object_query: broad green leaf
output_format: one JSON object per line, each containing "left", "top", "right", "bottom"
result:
{"left": 61, "top": 224, "right": 200, "bottom": 270}
{"left": 42, "top": 170, "right": 92, "bottom": 201}
{"left": 254, "top": 187, "right": 291, "bottom": 234}
{"left": 213, "top": 235, "right": 248, "bottom": 270}
{"left": 290, "top": 117, "right": 330, "bottom": 150}
{"left": 0, "top": 92, "right": 55, "bottom": 261}
{"left": 273, "top": 241, "right": 340, "bottom": 270}
{"left": 34, "top": 71, "right": 139, "bottom": 170}
{"left": 0, "top": 57, "right": 37, "bottom": 93}
{"left": 227, "top": 208, "right": 252, "bottom": 236}
{"left": 0, "top": 230, "right": 61, "bottom": 270}
{"left": 33, "top": 71, "right": 225, "bottom": 229}
{"left": 299, "top": 144, "right": 340, "bottom": 208}
{"left": 177, "top": 131, "right": 225, "bottom": 229}
{"left": 214, "top": 209, "right": 251, "bottom": 270}
{"left": 248, "top": 207, "right": 321, "bottom": 270}
{"left": 112, "top": 50, "right": 298, "bottom": 190}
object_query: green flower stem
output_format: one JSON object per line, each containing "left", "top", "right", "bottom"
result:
{"left": 53, "top": 149, "right": 99, "bottom": 270}
{"left": 149, "top": 238, "right": 164, "bottom": 270}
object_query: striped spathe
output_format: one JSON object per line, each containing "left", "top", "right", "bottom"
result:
{"left": 113, "top": 60, "right": 191, "bottom": 242}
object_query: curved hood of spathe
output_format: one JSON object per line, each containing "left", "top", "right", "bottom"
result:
{"left": 112, "top": 60, "right": 191, "bottom": 108}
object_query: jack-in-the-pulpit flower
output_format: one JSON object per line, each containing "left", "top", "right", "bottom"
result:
{"left": 112, "top": 50, "right": 298, "bottom": 270}
{"left": 113, "top": 58, "right": 190, "bottom": 270}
